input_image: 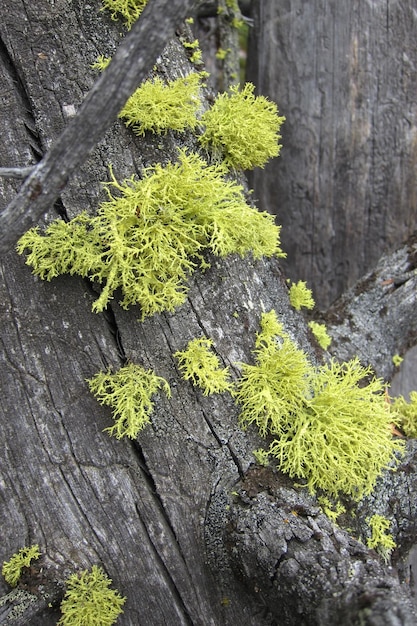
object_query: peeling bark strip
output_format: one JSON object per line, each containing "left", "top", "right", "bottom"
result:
{"left": 0, "top": 0, "right": 195, "bottom": 255}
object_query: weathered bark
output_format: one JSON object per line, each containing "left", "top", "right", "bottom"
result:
{"left": 1, "top": 2, "right": 417, "bottom": 625}
{"left": 325, "top": 232, "right": 417, "bottom": 382}
{"left": 247, "top": 0, "right": 417, "bottom": 308}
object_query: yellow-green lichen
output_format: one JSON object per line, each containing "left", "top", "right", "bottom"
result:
{"left": 235, "top": 310, "right": 404, "bottom": 499}
{"left": 2, "top": 545, "right": 40, "bottom": 587}
{"left": 391, "top": 391, "right": 417, "bottom": 438}
{"left": 58, "top": 565, "right": 126, "bottom": 626}
{"left": 318, "top": 496, "right": 346, "bottom": 523}
{"left": 174, "top": 337, "right": 232, "bottom": 395}
{"left": 87, "top": 363, "right": 171, "bottom": 439}
{"left": 119, "top": 73, "right": 203, "bottom": 135}
{"left": 366, "top": 514, "right": 396, "bottom": 563}
{"left": 253, "top": 448, "right": 270, "bottom": 467}
{"left": 199, "top": 83, "right": 285, "bottom": 170}
{"left": 101, "top": 0, "right": 148, "bottom": 29}
{"left": 17, "top": 150, "right": 284, "bottom": 319}
{"left": 308, "top": 321, "right": 332, "bottom": 350}
{"left": 289, "top": 280, "right": 315, "bottom": 311}
{"left": 392, "top": 354, "right": 403, "bottom": 367}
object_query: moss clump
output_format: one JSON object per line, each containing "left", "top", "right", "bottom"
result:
{"left": 199, "top": 83, "right": 285, "bottom": 170}
{"left": 235, "top": 310, "right": 404, "bottom": 499}
{"left": 391, "top": 391, "right": 417, "bottom": 438}
{"left": 308, "top": 321, "right": 332, "bottom": 350}
{"left": 17, "top": 150, "right": 284, "bottom": 319}
{"left": 101, "top": 0, "right": 148, "bottom": 29}
{"left": 174, "top": 337, "right": 232, "bottom": 395}
{"left": 119, "top": 73, "right": 203, "bottom": 136}
{"left": 366, "top": 514, "right": 396, "bottom": 563}
{"left": 58, "top": 565, "right": 126, "bottom": 626}
{"left": 289, "top": 280, "right": 315, "bottom": 311}
{"left": 88, "top": 363, "right": 171, "bottom": 439}
{"left": 2, "top": 545, "right": 40, "bottom": 587}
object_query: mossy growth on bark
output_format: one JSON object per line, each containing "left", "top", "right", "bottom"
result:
{"left": 87, "top": 363, "right": 171, "bottom": 439}
{"left": 174, "top": 337, "right": 233, "bottom": 395}
{"left": 199, "top": 83, "right": 285, "bottom": 170}
{"left": 234, "top": 310, "right": 404, "bottom": 499}
{"left": 17, "top": 151, "right": 284, "bottom": 319}
{"left": 366, "top": 514, "right": 396, "bottom": 563}
{"left": 2, "top": 545, "right": 40, "bottom": 587}
{"left": 58, "top": 565, "right": 126, "bottom": 626}
{"left": 288, "top": 280, "right": 315, "bottom": 311}
{"left": 391, "top": 391, "right": 417, "bottom": 438}
{"left": 101, "top": 0, "right": 148, "bottom": 29}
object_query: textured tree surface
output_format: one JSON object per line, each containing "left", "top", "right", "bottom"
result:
{"left": 247, "top": 0, "right": 417, "bottom": 308}
{"left": 1, "top": 2, "right": 417, "bottom": 625}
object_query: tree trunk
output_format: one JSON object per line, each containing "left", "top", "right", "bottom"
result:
{"left": 1, "top": 2, "right": 417, "bottom": 625}
{"left": 247, "top": 0, "right": 417, "bottom": 308}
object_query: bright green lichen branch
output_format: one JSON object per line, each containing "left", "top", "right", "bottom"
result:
{"left": 17, "top": 150, "right": 284, "bottom": 319}
{"left": 87, "top": 363, "right": 171, "bottom": 439}
{"left": 235, "top": 310, "right": 404, "bottom": 499}
{"left": 2, "top": 545, "right": 40, "bottom": 587}
{"left": 119, "top": 73, "right": 203, "bottom": 135}
{"left": 366, "top": 514, "right": 396, "bottom": 563}
{"left": 234, "top": 312, "right": 311, "bottom": 437}
{"left": 308, "top": 321, "right": 332, "bottom": 350}
{"left": 101, "top": 0, "right": 148, "bottom": 29}
{"left": 391, "top": 390, "right": 417, "bottom": 438}
{"left": 289, "top": 280, "right": 315, "bottom": 311}
{"left": 174, "top": 337, "right": 233, "bottom": 395}
{"left": 58, "top": 565, "right": 126, "bottom": 626}
{"left": 199, "top": 83, "right": 285, "bottom": 170}
{"left": 92, "top": 57, "right": 204, "bottom": 136}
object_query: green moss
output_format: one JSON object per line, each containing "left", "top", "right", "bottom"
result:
{"left": 2, "top": 545, "right": 40, "bottom": 587}
{"left": 58, "top": 565, "right": 126, "bottom": 626}
{"left": 308, "top": 321, "right": 332, "bottom": 350}
{"left": 235, "top": 310, "right": 404, "bottom": 499}
{"left": 101, "top": 0, "right": 148, "bottom": 29}
{"left": 199, "top": 83, "right": 285, "bottom": 170}
{"left": 87, "top": 363, "right": 171, "bottom": 439}
{"left": 289, "top": 280, "right": 315, "bottom": 311}
{"left": 119, "top": 73, "right": 203, "bottom": 135}
{"left": 174, "top": 337, "right": 232, "bottom": 395}
{"left": 17, "top": 150, "right": 284, "bottom": 319}
{"left": 366, "top": 514, "right": 396, "bottom": 563}
{"left": 391, "top": 391, "right": 417, "bottom": 438}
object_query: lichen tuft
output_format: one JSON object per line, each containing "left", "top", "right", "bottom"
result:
{"left": 58, "top": 565, "right": 126, "bottom": 626}
{"left": 174, "top": 337, "right": 232, "bottom": 395}
{"left": 199, "top": 83, "right": 285, "bottom": 170}
{"left": 235, "top": 310, "right": 404, "bottom": 499}
{"left": 17, "top": 150, "right": 284, "bottom": 319}
{"left": 87, "top": 363, "right": 171, "bottom": 439}
{"left": 2, "top": 545, "right": 41, "bottom": 587}
{"left": 101, "top": 0, "right": 148, "bottom": 29}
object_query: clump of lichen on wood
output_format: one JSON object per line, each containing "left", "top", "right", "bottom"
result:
{"left": 235, "top": 310, "right": 404, "bottom": 499}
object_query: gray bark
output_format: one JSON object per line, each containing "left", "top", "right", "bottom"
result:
{"left": 325, "top": 233, "right": 417, "bottom": 382}
{"left": 247, "top": 0, "right": 417, "bottom": 308}
{"left": 1, "top": 2, "right": 417, "bottom": 625}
